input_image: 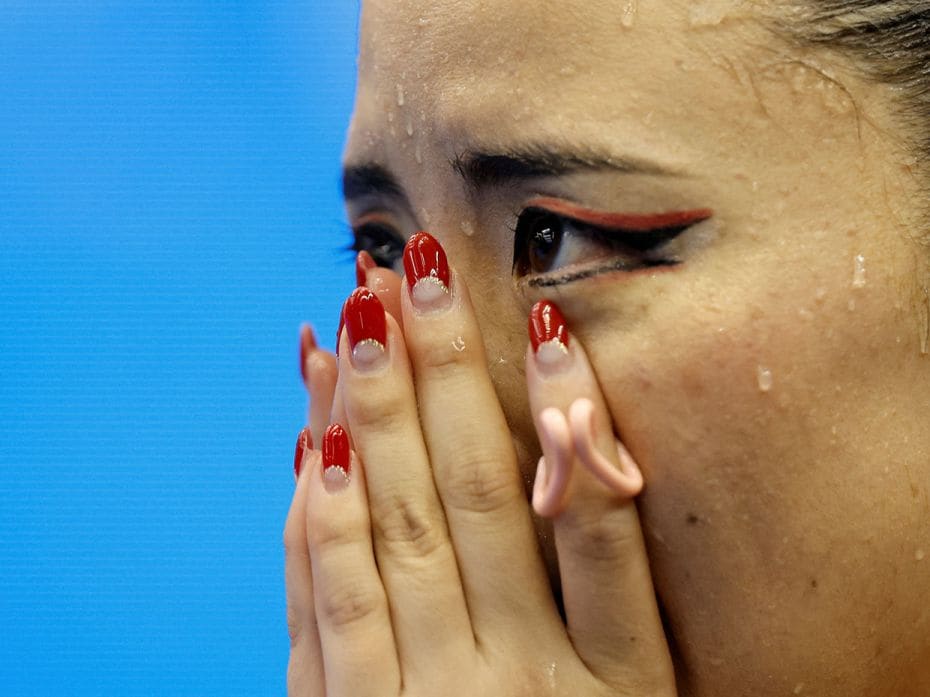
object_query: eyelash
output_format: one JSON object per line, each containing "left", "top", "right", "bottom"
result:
{"left": 510, "top": 207, "right": 686, "bottom": 279}
{"left": 349, "top": 207, "right": 694, "bottom": 281}
{"left": 348, "top": 222, "right": 406, "bottom": 269}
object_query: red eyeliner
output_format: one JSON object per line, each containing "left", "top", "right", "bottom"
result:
{"left": 528, "top": 196, "right": 713, "bottom": 231}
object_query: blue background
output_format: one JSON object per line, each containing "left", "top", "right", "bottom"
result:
{"left": 0, "top": 2, "right": 358, "bottom": 694}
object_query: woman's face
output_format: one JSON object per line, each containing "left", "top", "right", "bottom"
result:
{"left": 343, "top": 1, "right": 930, "bottom": 694}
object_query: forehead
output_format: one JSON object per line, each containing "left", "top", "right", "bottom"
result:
{"left": 348, "top": 0, "right": 772, "bottom": 167}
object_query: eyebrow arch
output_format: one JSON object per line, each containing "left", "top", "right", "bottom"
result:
{"left": 451, "top": 145, "right": 684, "bottom": 190}
{"left": 342, "top": 164, "right": 406, "bottom": 202}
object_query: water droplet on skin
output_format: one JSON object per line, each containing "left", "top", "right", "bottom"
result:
{"left": 405, "top": 119, "right": 414, "bottom": 137}
{"left": 848, "top": 298, "right": 856, "bottom": 312}
{"left": 757, "top": 366, "right": 773, "bottom": 392}
{"left": 794, "top": 683, "right": 805, "bottom": 695}
{"left": 460, "top": 220, "right": 475, "bottom": 237}
{"left": 546, "top": 662, "right": 557, "bottom": 688}
{"left": 396, "top": 83, "right": 405, "bottom": 106}
{"left": 914, "top": 549, "right": 926, "bottom": 561}
{"left": 689, "top": 1, "right": 728, "bottom": 26}
{"left": 620, "top": 0, "right": 637, "bottom": 27}
{"left": 452, "top": 336, "right": 466, "bottom": 352}
{"left": 852, "top": 254, "right": 866, "bottom": 288}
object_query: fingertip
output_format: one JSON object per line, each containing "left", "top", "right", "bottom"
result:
{"left": 299, "top": 323, "right": 317, "bottom": 385}
{"left": 355, "top": 249, "right": 376, "bottom": 287}
{"left": 294, "top": 426, "right": 313, "bottom": 480}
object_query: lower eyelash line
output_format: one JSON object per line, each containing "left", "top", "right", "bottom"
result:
{"left": 524, "top": 258, "right": 681, "bottom": 287}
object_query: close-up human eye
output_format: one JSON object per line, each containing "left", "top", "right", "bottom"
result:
{"left": 349, "top": 218, "right": 407, "bottom": 270}
{"left": 511, "top": 204, "right": 705, "bottom": 282}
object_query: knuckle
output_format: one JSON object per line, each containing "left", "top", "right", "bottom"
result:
{"left": 344, "top": 386, "right": 409, "bottom": 433}
{"left": 319, "top": 580, "right": 383, "bottom": 633}
{"left": 283, "top": 519, "right": 306, "bottom": 558}
{"left": 569, "top": 510, "right": 641, "bottom": 564}
{"left": 441, "top": 451, "right": 518, "bottom": 515}
{"left": 305, "top": 509, "right": 352, "bottom": 553}
{"left": 414, "top": 335, "right": 475, "bottom": 379}
{"left": 372, "top": 497, "right": 448, "bottom": 561}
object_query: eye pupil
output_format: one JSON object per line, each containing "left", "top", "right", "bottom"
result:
{"left": 527, "top": 213, "right": 563, "bottom": 272}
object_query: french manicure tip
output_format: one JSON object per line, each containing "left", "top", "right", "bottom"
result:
{"left": 323, "top": 465, "right": 350, "bottom": 492}
{"left": 410, "top": 275, "right": 451, "bottom": 311}
{"left": 535, "top": 338, "right": 570, "bottom": 366}
{"left": 351, "top": 339, "right": 386, "bottom": 367}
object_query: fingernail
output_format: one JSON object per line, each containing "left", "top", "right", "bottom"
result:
{"left": 299, "top": 324, "right": 317, "bottom": 385}
{"left": 294, "top": 426, "right": 313, "bottom": 479}
{"left": 344, "top": 287, "right": 387, "bottom": 370}
{"left": 529, "top": 300, "right": 570, "bottom": 370}
{"left": 322, "top": 423, "right": 351, "bottom": 492}
{"left": 403, "top": 231, "right": 452, "bottom": 312}
{"left": 335, "top": 300, "right": 346, "bottom": 357}
{"left": 355, "top": 250, "right": 376, "bottom": 287}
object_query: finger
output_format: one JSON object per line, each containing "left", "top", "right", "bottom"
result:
{"left": 307, "top": 424, "right": 401, "bottom": 697}
{"left": 399, "top": 232, "right": 558, "bottom": 640}
{"left": 357, "top": 250, "right": 404, "bottom": 331}
{"left": 338, "top": 287, "right": 474, "bottom": 676}
{"left": 300, "top": 323, "right": 338, "bottom": 447}
{"left": 284, "top": 428, "right": 325, "bottom": 695}
{"left": 525, "top": 300, "right": 675, "bottom": 691}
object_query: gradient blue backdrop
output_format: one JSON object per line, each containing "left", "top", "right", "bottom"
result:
{"left": 0, "top": 3, "right": 359, "bottom": 694}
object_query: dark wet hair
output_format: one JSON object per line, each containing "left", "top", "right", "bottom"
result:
{"left": 779, "top": 2, "right": 930, "bottom": 163}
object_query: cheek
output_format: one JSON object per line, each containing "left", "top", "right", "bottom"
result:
{"left": 583, "top": 275, "right": 929, "bottom": 690}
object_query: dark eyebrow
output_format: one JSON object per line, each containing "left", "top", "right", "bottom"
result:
{"left": 342, "top": 164, "right": 406, "bottom": 202}
{"left": 450, "top": 145, "right": 682, "bottom": 190}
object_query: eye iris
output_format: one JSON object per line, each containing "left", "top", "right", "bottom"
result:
{"left": 528, "top": 213, "right": 563, "bottom": 272}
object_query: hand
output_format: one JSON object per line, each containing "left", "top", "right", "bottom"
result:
{"left": 299, "top": 251, "right": 403, "bottom": 449}
{"left": 285, "top": 233, "right": 677, "bottom": 695}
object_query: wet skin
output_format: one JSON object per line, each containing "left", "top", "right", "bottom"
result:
{"left": 342, "top": 1, "right": 930, "bottom": 695}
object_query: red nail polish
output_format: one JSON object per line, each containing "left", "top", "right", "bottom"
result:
{"left": 322, "top": 424, "right": 350, "bottom": 475}
{"left": 299, "top": 324, "right": 316, "bottom": 384}
{"left": 294, "top": 427, "right": 312, "bottom": 478}
{"left": 529, "top": 300, "right": 570, "bottom": 365}
{"left": 355, "top": 250, "right": 376, "bottom": 287}
{"left": 403, "top": 231, "right": 450, "bottom": 296}
{"left": 335, "top": 300, "right": 346, "bottom": 357}
{"left": 344, "top": 287, "right": 387, "bottom": 365}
